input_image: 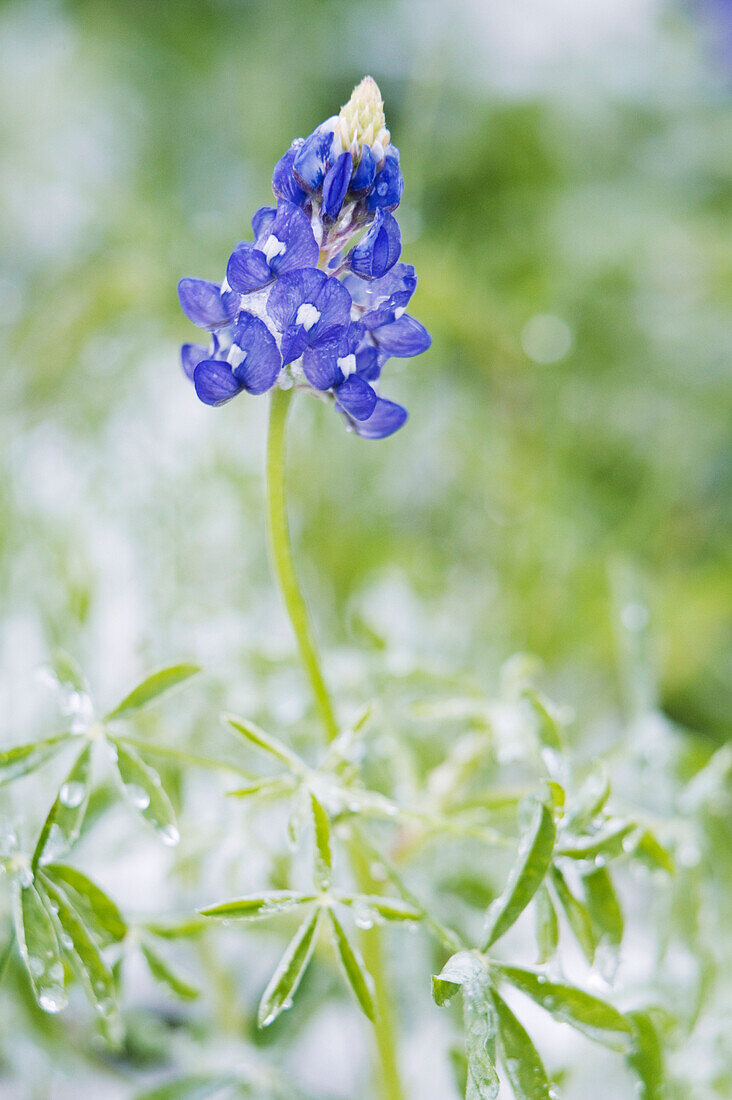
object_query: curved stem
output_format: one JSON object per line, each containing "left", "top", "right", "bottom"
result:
{"left": 266, "top": 387, "right": 339, "bottom": 743}
{"left": 265, "top": 386, "right": 404, "bottom": 1100}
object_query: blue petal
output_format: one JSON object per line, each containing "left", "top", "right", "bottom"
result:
{"left": 334, "top": 375, "right": 377, "bottom": 420}
{"left": 267, "top": 268, "right": 351, "bottom": 350}
{"left": 272, "top": 145, "right": 308, "bottom": 206}
{"left": 264, "top": 200, "right": 319, "bottom": 275}
{"left": 354, "top": 345, "right": 384, "bottom": 381}
{"left": 280, "top": 325, "right": 309, "bottom": 365}
{"left": 350, "top": 145, "right": 376, "bottom": 195}
{"left": 252, "top": 205, "right": 276, "bottom": 239}
{"left": 309, "top": 276, "right": 352, "bottom": 345}
{"left": 231, "top": 313, "right": 282, "bottom": 394}
{"left": 302, "top": 342, "right": 342, "bottom": 389}
{"left": 373, "top": 314, "right": 431, "bottom": 357}
{"left": 353, "top": 397, "right": 408, "bottom": 439}
{"left": 367, "top": 147, "right": 404, "bottom": 213}
{"left": 181, "top": 343, "right": 208, "bottom": 380}
{"left": 178, "top": 279, "right": 238, "bottom": 330}
{"left": 226, "top": 243, "right": 273, "bottom": 294}
{"left": 322, "top": 151, "right": 353, "bottom": 223}
{"left": 348, "top": 210, "right": 401, "bottom": 280}
{"left": 193, "top": 360, "right": 243, "bottom": 406}
{"left": 293, "top": 128, "right": 334, "bottom": 192}
{"left": 267, "top": 268, "right": 326, "bottom": 332}
{"left": 345, "top": 263, "right": 417, "bottom": 329}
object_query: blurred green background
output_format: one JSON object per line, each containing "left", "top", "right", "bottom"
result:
{"left": 2, "top": 0, "right": 730, "bottom": 746}
{"left": 1, "top": 2, "right": 731, "bottom": 1097}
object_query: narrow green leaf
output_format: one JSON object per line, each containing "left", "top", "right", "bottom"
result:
{"left": 13, "top": 880, "right": 68, "bottom": 1014}
{"left": 257, "top": 908, "right": 321, "bottom": 1027}
{"left": 0, "top": 735, "right": 71, "bottom": 785}
{"left": 143, "top": 916, "right": 208, "bottom": 939}
{"left": 134, "top": 1075, "right": 238, "bottom": 1100}
{"left": 339, "top": 894, "right": 422, "bottom": 922}
{"left": 33, "top": 742, "right": 93, "bottom": 868}
{"left": 105, "top": 664, "right": 200, "bottom": 721}
{"left": 46, "top": 649, "right": 89, "bottom": 695}
{"left": 632, "top": 830, "right": 675, "bottom": 875}
{"left": 200, "top": 891, "right": 316, "bottom": 920}
{"left": 534, "top": 884, "right": 559, "bottom": 964}
{"left": 550, "top": 865, "right": 596, "bottom": 964}
{"left": 523, "top": 688, "right": 563, "bottom": 754}
{"left": 463, "top": 972, "right": 500, "bottom": 1100}
{"left": 328, "top": 908, "right": 375, "bottom": 1021}
{"left": 140, "top": 941, "right": 199, "bottom": 1001}
{"left": 42, "top": 864, "right": 126, "bottom": 945}
{"left": 491, "top": 986, "right": 552, "bottom": 1099}
{"left": 111, "top": 740, "right": 179, "bottom": 846}
{"left": 564, "top": 770, "right": 611, "bottom": 829}
{"left": 226, "top": 776, "right": 297, "bottom": 800}
{"left": 498, "top": 965, "right": 632, "bottom": 1050}
{"left": 310, "top": 792, "right": 332, "bottom": 891}
{"left": 556, "top": 820, "right": 636, "bottom": 861}
{"left": 223, "top": 713, "right": 302, "bottom": 769}
{"left": 42, "top": 876, "right": 117, "bottom": 1019}
{"left": 432, "top": 951, "right": 486, "bottom": 1007}
{"left": 481, "top": 800, "right": 555, "bottom": 950}
{"left": 583, "top": 866, "right": 624, "bottom": 954}
{"left": 627, "top": 1010, "right": 666, "bottom": 1100}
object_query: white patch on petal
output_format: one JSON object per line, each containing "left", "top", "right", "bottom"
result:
{"left": 228, "top": 345, "right": 247, "bottom": 369}
{"left": 337, "top": 354, "right": 357, "bottom": 379}
{"left": 394, "top": 306, "right": 406, "bottom": 319}
{"left": 262, "top": 235, "right": 287, "bottom": 264}
{"left": 220, "top": 276, "right": 232, "bottom": 294}
{"left": 296, "top": 303, "right": 321, "bottom": 331}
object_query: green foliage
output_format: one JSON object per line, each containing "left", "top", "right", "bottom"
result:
{"left": 0, "top": 3, "right": 729, "bottom": 1096}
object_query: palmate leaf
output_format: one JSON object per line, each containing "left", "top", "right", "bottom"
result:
{"left": 32, "top": 741, "right": 93, "bottom": 868}
{"left": 111, "top": 740, "right": 179, "bottom": 846}
{"left": 327, "top": 908, "right": 375, "bottom": 1021}
{"left": 13, "top": 880, "right": 68, "bottom": 1014}
{"left": 549, "top": 865, "right": 596, "bottom": 963}
{"left": 105, "top": 664, "right": 200, "bottom": 722}
{"left": 140, "top": 941, "right": 199, "bottom": 1001}
{"left": 481, "top": 800, "right": 555, "bottom": 950}
{"left": 199, "top": 891, "right": 316, "bottom": 920}
{"left": 498, "top": 965, "right": 632, "bottom": 1051}
{"left": 310, "top": 792, "right": 332, "bottom": 891}
{"left": 491, "top": 986, "right": 552, "bottom": 1100}
{"left": 257, "top": 908, "right": 321, "bottom": 1027}
{"left": 41, "top": 875, "right": 117, "bottom": 1021}
{"left": 42, "top": 863, "right": 126, "bottom": 946}
{"left": 0, "top": 735, "right": 71, "bottom": 785}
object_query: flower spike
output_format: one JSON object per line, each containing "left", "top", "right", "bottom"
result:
{"left": 177, "top": 77, "right": 429, "bottom": 439}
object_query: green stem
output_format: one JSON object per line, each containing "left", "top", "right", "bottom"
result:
{"left": 349, "top": 842, "right": 407, "bottom": 1100}
{"left": 265, "top": 386, "right": 404, "bottom": 1100}
{"left": 266, "top": 387, "right": 339, "bottom": 743}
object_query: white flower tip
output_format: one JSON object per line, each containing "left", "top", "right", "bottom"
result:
{"left": 337, "top": 75, "right": 391, "bottom": 159}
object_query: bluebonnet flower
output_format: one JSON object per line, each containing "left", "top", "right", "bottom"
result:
{"left": 178, "top": 76, "right": 430, "bottom": 439}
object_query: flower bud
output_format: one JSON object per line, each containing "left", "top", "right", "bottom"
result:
{"left": 336, "top": 76, "right": 391, "bottom": 166}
